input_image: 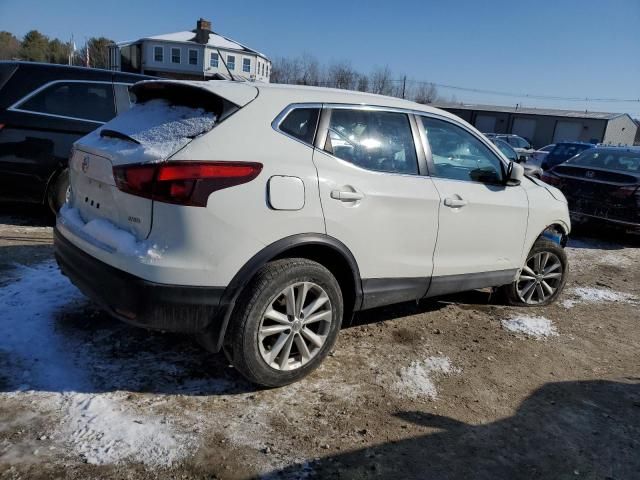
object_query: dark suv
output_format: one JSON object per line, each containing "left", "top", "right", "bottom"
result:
{"left": 541, "top": 142, "right": 593, "bottom": 170}
{"left": 0, "top": 62, "right": 152, "bottom": 212}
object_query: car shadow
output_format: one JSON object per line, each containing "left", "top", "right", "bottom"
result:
{"left": 569, "top": 224, "right": 639, "bottom": 249}
{"left": 269, "top": 378, "right": 640, "bottom": 479}
{"left": 0, "top": 203, "right": 54, "bottom": 228}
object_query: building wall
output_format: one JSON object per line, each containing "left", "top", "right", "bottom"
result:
{"left": 441, "top": 107, "right": 611, "bottom": 147}
{"left": 143, "top": 42, "right": 204, "bottom": 76}
{"left": 602, "top": 115, "right": 637, "bottom": 146}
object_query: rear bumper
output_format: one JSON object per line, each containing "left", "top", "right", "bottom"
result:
{"left": 54, "top": 227, "right": 227, "bottom": 335}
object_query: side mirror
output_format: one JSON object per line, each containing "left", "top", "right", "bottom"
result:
{"left": 505, "top": 161, "right": 525, "bottom": 186}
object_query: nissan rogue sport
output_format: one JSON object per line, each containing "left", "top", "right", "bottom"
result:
{"left": 54, "top": 80, "right": 571, "bottom": 387}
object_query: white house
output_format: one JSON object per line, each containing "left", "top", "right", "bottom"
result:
{"left": 108, "top": 19, "right": 271, "bottom": 82}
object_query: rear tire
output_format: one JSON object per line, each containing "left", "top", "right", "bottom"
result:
{"left": 499, "top": 238, "right": 568, "bottom": 306}
{"left": 46, "top": 168, "right": 70, "bottom": 214}
{"left": 227, "top": 258, "right": 343, "bottom": 387}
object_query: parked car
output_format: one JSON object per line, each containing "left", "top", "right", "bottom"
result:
{"left": 528, "top": 144, "right": 555, "bottom": 167}
{"left": 542, "top": 147, "right": 640, "bottom": 229}
{"left": 0, "top": 61, "right": 152, "bottom": 212}
{"left": 54, "top": 80, "right": 571, "bottom": 386}
{"left": 489, "top": 138, "right": 543, "bottom": 178}
{"left": 493, "top": 134, "right": 535, "bottom": 159}
{"left": 541, "top": 142, "right": 593, "bottom": 170}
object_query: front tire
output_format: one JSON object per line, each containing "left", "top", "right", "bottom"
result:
{"left": 500, "top": 238, "right": 568, "bottom": 306}
{"left": 227, "top": 258, "right": 343, "bottom": 387}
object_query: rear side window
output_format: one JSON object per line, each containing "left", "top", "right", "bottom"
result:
{"left": 18, "top": 81, "right": 115, "bottom": 122}
{"left": 325, "top": 109, "right": 419, "bottom": 175}
{"left": 278, "top": 108, "right": 320, "bottom": 145}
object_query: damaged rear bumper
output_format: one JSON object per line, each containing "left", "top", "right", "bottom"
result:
{"left": 54, "top": 227, "right": 227, "bottom": 335}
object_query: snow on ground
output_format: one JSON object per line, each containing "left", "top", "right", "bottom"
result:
{"left": 0, "top": 261, "right": 195, "bottom": 467}
{"left": 562, "top": 287, "right": 638, "bottom": 309}
{"left": 392, "top": 356, "right": 460, "bottom": 400}
{"left": 501, "top": 316, "right": 559, "bottom": 339}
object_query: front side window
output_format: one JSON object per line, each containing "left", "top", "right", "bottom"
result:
{"left": 227, "top": 55, "right": 235, "bottom": 70}
{"left": 19, "top": 81, "right": 115, "bottom": 122}
{"left": 153, "top": 46, "right": 163, "bottom": 62}
{"left": 243, "top": 58, "right": 251, "bottom": 73}
{"left": 420, "top": 116, "right": 504, "bottom": 183}
{"left": 171, "top": 48, "right": 180, "bottom": 64}
{"left": 210, "top": 52, "right": 218, "bottom": 67}
{"left": 188, "top": 49, "right": 198, "bottom": 65}
{"left": 325, "top": 109, "right": 419, "bottom": 175}
{"left": 278, "top": 107, "right": 320, "bottom": 145}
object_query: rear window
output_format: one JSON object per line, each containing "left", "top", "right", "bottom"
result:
{"left": 78, "top": 98, "right": 217, "bottom": 161}
{"left": 278, "top": 107, "right": 320, "bottom": 145}
{"left": 567, "top": 150, "right": 640, "bottom": 173}
{"left": 18, "top": 81, "right": 115, "bottom": 122}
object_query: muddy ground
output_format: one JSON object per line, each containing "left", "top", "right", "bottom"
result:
{"left": 0, "top": 206, "right": 638, "bottom": 480}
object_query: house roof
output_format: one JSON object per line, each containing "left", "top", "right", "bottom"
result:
{"left": 434, "top": 102, "right": 628, "bottom": 121}
{"left": 122, "top": 30, "right": 267, "bottom": 58}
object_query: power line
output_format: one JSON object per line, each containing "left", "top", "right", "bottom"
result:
{"left": 391, "top": 79, "right": 640, "bottom": 104}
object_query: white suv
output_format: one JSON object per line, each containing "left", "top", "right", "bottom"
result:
{"left": 54, "top": 80, "right": 570, "bottom": 386}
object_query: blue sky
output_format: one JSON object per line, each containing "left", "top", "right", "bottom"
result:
{"left": 1, "top": 0, "right": 639, "bottom": 116}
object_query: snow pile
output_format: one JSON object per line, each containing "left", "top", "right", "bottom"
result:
{"left": 63, "top": 393, "right": 190, "bottom": 466}
{"left": 392, "top": 356, "right": 459, "bottom": 400}
{"left": 562, "top": 287, "right": 637, "bottom": 309}
{"left": 59, "top": 204, "right": 162, "bottom": 260}
{"left": 501, "top": 316, "right": 558, "bottom": 339}
{"left": 0, "top": 261, "right": 194, "bottom": 467}
{"left": 77, "top": 98, "right": 217, "bottom": 162}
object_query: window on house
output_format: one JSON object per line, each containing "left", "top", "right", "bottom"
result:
{"left": 266, "top": 65, "right": 269, "bottom": 77}
{"left": 171, "top": 48, "right": 180, "bottom": 64}
{"left": 188, "top": 49, "right": 198, "bottom": 65}
{"left": 227, "top": 55, "right": 235, "bottom": 70}
{"left": 210, "top": 52, "right": 219, "bottom": 68}
{"left": 243, "top": 58, "right": 251, "bottom": 73}
{"left": 324, "top": 109, "right": 419, "bottom": 175}
{"left": 153, "top": 46, "right": 163, "bottom": 62}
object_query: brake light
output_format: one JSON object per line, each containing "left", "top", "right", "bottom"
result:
{"left": 541, "top": 171, "right": 562, "bottom": 186}
{"left": 113, "top": 161, "right": 262, "bottom": 207}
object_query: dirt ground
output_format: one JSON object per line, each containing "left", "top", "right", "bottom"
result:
{"left": 0, "top": 205, "right": 639, "bottom": 480}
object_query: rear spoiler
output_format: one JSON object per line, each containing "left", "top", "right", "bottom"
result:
{"left": 131, "top": 80, "right": 258, "bottom": 110}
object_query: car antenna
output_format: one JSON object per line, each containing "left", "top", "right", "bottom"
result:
{"left": 215, "top": 47, "right": 239, "bottom": 82}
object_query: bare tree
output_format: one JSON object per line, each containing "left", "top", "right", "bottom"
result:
{"left": 326, "top": 61, "right": 357, "bottom": 90}
{"left": 355, "top": 74, "right": 369, "bottom": 92}
{"left": 299, "top": 53, "right": 321, "bottom": 86}
{"left": 369, "top": 66, "right": 394, "bottom": 96}
{"left": 270, "top": 56, "right": 302, "bottom": 84}
{"left": 414, "top": 82, "right": 439, "bottom": 104}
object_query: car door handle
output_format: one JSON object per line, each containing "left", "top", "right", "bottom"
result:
{"left": 444, "top": 197, "right": 468, "bottom": 208}
{"left": 330, "top": 189, "right": 364, "bottom": 202}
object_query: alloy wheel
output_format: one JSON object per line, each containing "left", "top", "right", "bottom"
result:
{"left": 258, "top": 282, "right": 333, "bottom": 371}
{"left": 516, "top": 251, "right": 564, "bottom": 305}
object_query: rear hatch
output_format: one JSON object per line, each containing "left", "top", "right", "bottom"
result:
{"left": 65, "top": 80, "right": 257, "bottom": 243}
{"left": 553, "top": 165, "right": 639, "bottom": 222}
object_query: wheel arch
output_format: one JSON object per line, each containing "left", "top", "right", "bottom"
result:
{"left": 209, "top": 234, "right": 363, "bottom": 352}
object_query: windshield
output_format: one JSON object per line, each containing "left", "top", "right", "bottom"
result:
{"left": 493, "top": 139, "right": 518, "bottom": 161}
{"left": 510, "top": 136, "right": 530, "bottom": 149}
{"left": 566, "top": 150, "right": 640, "bottom": 173}
{"left": 548, "top": 143, "right": 592, "bottom": 161}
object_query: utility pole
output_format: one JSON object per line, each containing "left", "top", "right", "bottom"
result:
{"left": 401, "top": 76, "right": 407, "bottom": 99}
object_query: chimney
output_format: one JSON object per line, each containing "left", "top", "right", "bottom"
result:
{"left": 195, "top": 18, "right": 212, "bottom": 44}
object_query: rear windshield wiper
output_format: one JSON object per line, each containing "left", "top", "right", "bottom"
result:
{"left": 100, "top": 129, "right": 141, "bottom": 144}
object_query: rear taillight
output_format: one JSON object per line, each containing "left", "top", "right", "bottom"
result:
{"left": 113, "top": 161, "right": 262, "bottom": 207}
{"left": 541, "top": 171, "right": 562, "bottom": 186}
